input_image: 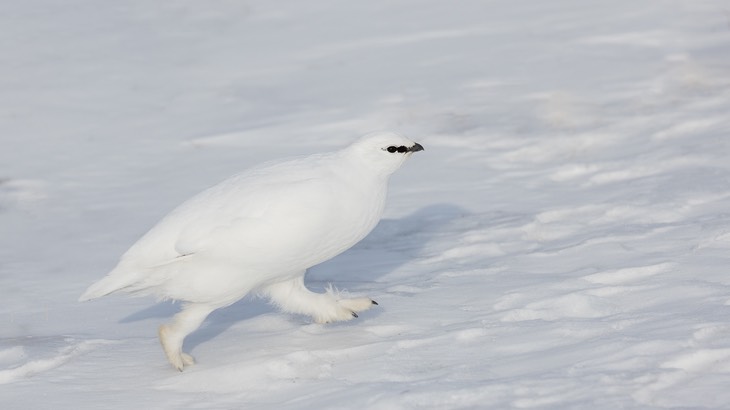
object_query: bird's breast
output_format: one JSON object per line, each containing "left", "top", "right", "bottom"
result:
{"left": 296, "top": 178, "right": 387, "bottom": 264}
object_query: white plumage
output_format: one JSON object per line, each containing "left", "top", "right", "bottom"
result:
{"left": 79, "top": 132, "right": 424, "bottom": 370}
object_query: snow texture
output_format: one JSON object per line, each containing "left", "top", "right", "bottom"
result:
{"left": 2, "top": 0, "right": 730, "bottom": 408}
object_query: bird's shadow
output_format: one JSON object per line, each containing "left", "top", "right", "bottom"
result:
{"left": 308, "top": 202, "right": 468, "bottom": 284}
{"left": 119, "top": 203, "right": 469, "bottom": 352}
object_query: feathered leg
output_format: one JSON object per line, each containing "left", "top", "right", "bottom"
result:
{"left": 158, "top": 303, "right": 216, "bottom": 371}
{"left": 261, "top": 274, "right": 377, "bottom": 324}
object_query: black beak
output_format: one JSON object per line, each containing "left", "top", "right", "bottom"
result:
{"left": 409, "top": 143, "right": 424, "bottom": 152}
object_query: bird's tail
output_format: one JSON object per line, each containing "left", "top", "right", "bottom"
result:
{"left": 79, "top": 254, "right": 191, "bottom": 302}
{"left": 78, "top": 265, "right": 140, "bottom": 302}
{"left": 78, "top": 279, "right": 115, "bottom": 302}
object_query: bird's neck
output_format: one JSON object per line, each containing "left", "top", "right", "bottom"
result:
{"left": 335, "top": 147, "right": 394, "bottom": 182}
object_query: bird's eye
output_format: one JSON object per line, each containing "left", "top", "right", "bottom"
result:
{"left": 387, "top": 146, "right": 398, "bottom": 153}
{"left": 397, "top": 146, "right": 408, "bottom": 153}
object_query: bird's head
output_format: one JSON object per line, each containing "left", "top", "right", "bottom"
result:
{"left": 344, "top": 132, "right": 424, "bottom": 177}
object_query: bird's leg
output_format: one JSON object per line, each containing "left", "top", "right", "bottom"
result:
{"left": 261, "top": 275, "right": 377, "bottom": 324}
{"left": 158, "top": 303, "right": 215, "bottom": 371}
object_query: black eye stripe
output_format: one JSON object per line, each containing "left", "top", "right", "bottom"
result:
{"left": 386, "top": 145, "right": 408, "bottom": 153}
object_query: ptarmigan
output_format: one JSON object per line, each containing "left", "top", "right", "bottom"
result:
{"left": 79, "top": 132, "right": 424, "bottom": 371}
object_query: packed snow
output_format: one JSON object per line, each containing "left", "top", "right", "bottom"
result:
{"left": 2, "top": 0, "right": 730, "bottom": 408}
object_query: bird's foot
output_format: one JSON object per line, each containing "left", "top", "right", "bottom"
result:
{"left": 159, "top": 324, "right": 196, "bottom": 371}
{"left": 316, "top": 296, "right": 378, "bottom": 324}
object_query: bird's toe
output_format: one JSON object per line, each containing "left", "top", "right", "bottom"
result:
{"left": 181, "top": 352, "right": 195, "bottom": 366}
{"left": 338, "top": 296, "right": 377, "bottom": 313}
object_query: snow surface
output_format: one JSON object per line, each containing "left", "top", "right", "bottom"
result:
{"left": 2, "top": 0, "right": 730, "bottom": 408}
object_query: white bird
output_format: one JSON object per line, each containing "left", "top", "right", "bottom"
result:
{"left": 79, "top": 132, "right": 424, "bottom": 371}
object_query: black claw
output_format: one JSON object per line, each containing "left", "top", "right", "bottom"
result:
{"left": 352, "top": 312, "right": 359, "bottom": 318}
{"left": 371, "top": 300, "right": 379, "bottom": 305}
